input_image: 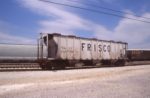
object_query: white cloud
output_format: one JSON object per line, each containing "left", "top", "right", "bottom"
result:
{"left": 0, "top": 32, "right": 35, "bottom": 44}
{"left": 114, "top": 13, "right": 150, "bottom": 48}
{"left": 94, "top": 13, "right": 150, "bottom": 49}
{"left": 19, "top": 0, "right": 150, "bottom": 49}
{"left": 0, "top": 20, "right": 36, "bottom": 44}
{"left": 19, "top": 0, "right": 89, "bottom": 35}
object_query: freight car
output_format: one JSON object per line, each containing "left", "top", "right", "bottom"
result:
{"left": 127, "top": 49, "right": 150, "bottom": 61}
{"left": 0, "top": 44, "right": 39, "bottom": 63}
{"left": 0, "top": 44, "right": 45, "bottom": 69}
{"left": 38, "top": 33, "right": 128, "bottom": 69}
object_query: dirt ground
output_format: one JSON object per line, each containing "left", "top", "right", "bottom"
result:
{"left": 0, "top": 65, "right": 150, "bottom": 98}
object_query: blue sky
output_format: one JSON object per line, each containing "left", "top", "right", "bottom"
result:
{"left": 0, "top": 0, "right": 150, "bottom": 48}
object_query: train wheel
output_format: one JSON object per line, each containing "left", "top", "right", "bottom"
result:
{"left": 75, "top": 62, "right": 84, "bottom": 68}
{"left": 95, "top": 62, "right": 102, "bottom": 67}
{"left": 114, "top": 60, "right": 125, "bottom": 66}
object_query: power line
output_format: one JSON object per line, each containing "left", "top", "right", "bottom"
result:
{"left": 65, "top": 0, "right": 150, "bottom": 20}
{"left": 39, "top": 0, "right": 150, "bottom": 24}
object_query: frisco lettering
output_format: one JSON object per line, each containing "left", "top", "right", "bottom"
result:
{"left": 81, "top": 43, "right": 111, "bottom": 52}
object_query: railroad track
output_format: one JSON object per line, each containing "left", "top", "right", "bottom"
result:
{"left": 0, "top": 63, "right": 114, "bottom": 71}
{"left": 0, "top": 63, "right": 41, "bottom": 71}
{"left": 0, "top": 61, "right": 150, "bottom": 71}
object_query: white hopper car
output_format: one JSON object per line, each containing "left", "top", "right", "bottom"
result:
{"left": 38, "top": 33, "right": 128, "bottom": 69}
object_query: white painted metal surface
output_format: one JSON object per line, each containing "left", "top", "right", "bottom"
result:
{"left": 0, "top": 44, "right": 47, "bottom": 60}
{"left": 46, "top": 34, "right": 127, "bottom": 60}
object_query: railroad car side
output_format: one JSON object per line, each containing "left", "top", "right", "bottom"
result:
{"left": 0, "top": 44, "right": 39, "bottom": 63}
{"left": 39, "top": 33, "right": 128, "bottom": 69}
{"left": 127, "top": 49, "right": 150, "bottom": 61}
